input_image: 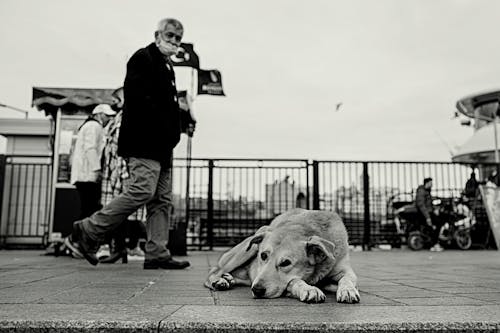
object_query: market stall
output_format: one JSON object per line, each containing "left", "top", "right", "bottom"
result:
{"left": 32, "top": 87, "right": 115, "bottom": 242}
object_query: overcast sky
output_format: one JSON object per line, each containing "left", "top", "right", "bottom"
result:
{"left": 1, "top": 0, "right": 499, "bottom": 161}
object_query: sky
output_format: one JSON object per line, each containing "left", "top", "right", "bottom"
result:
{"left": 1, "top": 0, "right": 500, "bottom": 161}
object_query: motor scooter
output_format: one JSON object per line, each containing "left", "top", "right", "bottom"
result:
{"left": 394, "top": 198, "right": 474, "bottom": 250}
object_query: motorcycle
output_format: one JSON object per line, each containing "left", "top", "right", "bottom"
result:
{"left": 394, "top": 198, "right": 475, "bottom": 251}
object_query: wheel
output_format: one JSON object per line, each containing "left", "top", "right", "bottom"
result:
{"left": 408, "top": 231, "right": 424, "bottom": 251}
{"left": 454, "top": 230, "right": 472, "bottom": 250}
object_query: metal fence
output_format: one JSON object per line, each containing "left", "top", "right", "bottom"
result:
{"left": 175, "top": 158, "right": 309, "bottom": 249}
{"left": 312, "top": 161, "right": 489, "bottom": 248}
{"left": 0, "top": 155, "right": 52, "bottom": 246}
{"left": 0, "top": 156, "right": 493, "bottom": 249}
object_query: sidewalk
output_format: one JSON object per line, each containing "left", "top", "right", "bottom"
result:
{"left": 0, "top": 249, "right": 499, "bottom": 332}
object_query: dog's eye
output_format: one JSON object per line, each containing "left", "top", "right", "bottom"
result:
{"left": 279, "top": 259, "right": 291, "bottom": 267}
{"left": 260, "top": 252, "right": 268, "bottom": 261}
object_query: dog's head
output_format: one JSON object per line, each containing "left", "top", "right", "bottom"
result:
{"left": 246, "top": 232, "right": 336, "bottom": 298}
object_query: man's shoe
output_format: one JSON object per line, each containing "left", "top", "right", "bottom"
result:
{"left": 99, "top": 250, "right": 128, "bottom": 264}
{"left": 71, "top": 221, "right": 99, "bottom": 266}
{"left": 143, "top": 257, "right": 190, "bottom": 270}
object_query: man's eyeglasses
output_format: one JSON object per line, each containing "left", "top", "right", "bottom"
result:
{"left": 164, "top": 32, "right": 182, "bottom": 42}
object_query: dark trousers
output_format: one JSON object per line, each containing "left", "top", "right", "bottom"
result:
{"left": 75, "top": 182, "right": 102, "bottom": 219}
{"left": 418, "top": 212, "right": 443, "bottom": 244}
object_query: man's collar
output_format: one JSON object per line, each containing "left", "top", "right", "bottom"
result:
{"left": 147, "top": 42, "right": 172, "bottom": 64}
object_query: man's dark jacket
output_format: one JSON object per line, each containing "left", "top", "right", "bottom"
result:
{"left": 118, "top": 43, "right": 181, "bottom": 164}
{"left": 415, "top": 185, "right": 432, "bottom": 220}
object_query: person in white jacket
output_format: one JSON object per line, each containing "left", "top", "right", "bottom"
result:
{"left": 71, "top": 104, "right": 116, "bottom": 219}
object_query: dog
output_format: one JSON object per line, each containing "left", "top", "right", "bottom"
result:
{"left": 205, "top": 208, "right": 360, "bottom": 303}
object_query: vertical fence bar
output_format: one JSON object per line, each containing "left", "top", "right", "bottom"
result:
{"left": 312, "top": 161, "right": 320, "bottom": 210}
{"left": 207, "top": 160, "right": 214, "bottom": 250}
{"left": 0, "top": 155, "right": 5, "bottom": 247}
{"left": 362, "top": 162, "right": 371, "bottom": 250}
{"left": 306, "top": 161, "right": 310, "bottom": 209}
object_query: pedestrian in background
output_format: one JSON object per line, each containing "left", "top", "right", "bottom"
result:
{"left": 98, "top": 87, "right": 146, "bottom": 264}
{"left": 70, "top": 104, "right": 116, "bottom": 219}
{"left": 415, "top": 177, "right": 444, "bottom": 252}
{"left": 66, "top": 18, "right": 190, "bottom": 270}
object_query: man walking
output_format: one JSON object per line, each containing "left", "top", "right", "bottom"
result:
{"left": 66, "top": 18, "right": 190, "bottom": 269}
{"left": 415, "top": 177, "right": 443, "bottom": 252}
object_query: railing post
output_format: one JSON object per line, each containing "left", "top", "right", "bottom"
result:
{"left": 207, "top": 159, "right": 214, "bottom": 250}
{"left": 306, "top": 160, "right": 310, "bottom": 210}
{"left": 312, "top": 160, "right": 320, "bottom": 210}
{"left": 0, "top": 155, "right": 6, "bottom": 247}
{"left": 362, "top": 162, "right": 371, "bottom": 250}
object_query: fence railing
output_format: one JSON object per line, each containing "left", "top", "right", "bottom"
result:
{"left": 0, "top": 155, "right": 493, "bottom": 249}
{"left": 312, "top": 161, "right": 478, "bottom": 248}
{"left": 0, "top": 155, "right": 52, "bottom": 246}
{"left": 173, "top": 158, "right": 309, "bottom": 249}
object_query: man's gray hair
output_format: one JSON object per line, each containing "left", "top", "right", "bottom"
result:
{"left": 157, "top": 18, "right": 183, "bottom": 32}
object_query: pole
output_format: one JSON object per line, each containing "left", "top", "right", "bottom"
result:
{"left": 362, "top": 162, "right": 371, "bottom": 250}
{"left": 184, "top": 135, "right": 192, "bottom": 246}
{"left": 185, "top": 68, "right": 196, "bottom": 248}
{"left": 494, "top": 115, "right": 499, "bottom": 164}
{"left": 0, "top": 103, "right": 29, "bottom": 119}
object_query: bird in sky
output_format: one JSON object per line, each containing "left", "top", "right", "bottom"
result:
{"left": 335, "top": 102, "right": 343, "bottom": 111}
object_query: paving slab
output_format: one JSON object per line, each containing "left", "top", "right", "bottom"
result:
{"left": 0, "top": 249, "right": 500, "bottom": 333}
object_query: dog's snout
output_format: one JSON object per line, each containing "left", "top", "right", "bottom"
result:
{"left": 251, "top": 285, "right": 266, "bottom": 298}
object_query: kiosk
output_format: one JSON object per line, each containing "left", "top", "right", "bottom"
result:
{"left": 32, "top": 87, "right": 115, "bottom": 242}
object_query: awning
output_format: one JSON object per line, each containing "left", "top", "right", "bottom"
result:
{"left": 456, "top": 89, "right": 500, "bottom": 119}
{"left": 32, "top": 87, "right": 116, "bottom": 116}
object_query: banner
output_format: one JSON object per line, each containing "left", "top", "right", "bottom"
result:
{"left": 197, "top": 69, "right": 225, "bottom": 96}
{"left": 171, "top": 43, "right": 200, "bottom": 69}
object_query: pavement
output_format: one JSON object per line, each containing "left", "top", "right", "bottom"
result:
{"left": 0, "top": 249, "right": 500, "bottom": 333}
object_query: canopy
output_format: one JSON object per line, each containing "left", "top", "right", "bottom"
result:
{"left": 452, "top": 122, "right": 500, "bottom": 163}
{"left": 32, "top": 87, "right": 115, "bottom": 116}
{"left": 456, "top": 89, "right": 500, "bottom": 119}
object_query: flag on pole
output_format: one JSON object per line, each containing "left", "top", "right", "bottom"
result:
{"left": 197, "top": 69, "right": 225, "bottom": 96}
{"left": 178, "top": 90, "right": 196, "bottom": 136}
{"left": 171, "top": 43, "right": 200, "bottom": 69}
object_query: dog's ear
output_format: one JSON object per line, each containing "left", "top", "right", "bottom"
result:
{"left": 306, "top": 236, "right": 335, "bottom": 265}
{"left": 245, "top": 226, "right": 271, "bottom": 251}
{"left": 246, "top": 234, "right": 265, "bottom": 251}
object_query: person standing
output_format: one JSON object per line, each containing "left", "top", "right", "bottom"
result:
{"left": 70, "top": 104, "right": 116, "bottom": 219}
{"left": 463, "top": 171, "right": 479, "bottom": 201}
{"left": 98, "top": 87, "right": 147, "bottom": 264}
{"left": 66, "top": 18, "right": 190, "bottom": 269}
{"left": 415, "top": 177, "right": 443, "bottom": 252}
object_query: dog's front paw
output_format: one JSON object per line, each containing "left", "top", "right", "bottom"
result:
{"left": 211, "top": 273, "right": 235, "bottom": 291}
{"left": 298, "top": 285, "right": 326, "bottom": 303}
{"left": 336, "top": 281, "right": 360, "bottom": 303}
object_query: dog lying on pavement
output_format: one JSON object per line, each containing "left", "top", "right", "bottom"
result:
{"left": 205, "top": 208, "right": 360, "bottom": 303}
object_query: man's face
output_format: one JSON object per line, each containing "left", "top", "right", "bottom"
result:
{"left": 155, "top": 24, "right": 183, "bottom": 56}
{"left": 425, "top": 181, "right": 433, "bottom": 189}
{"left": 100, "top": 114, "right": 113, "bottom": 126}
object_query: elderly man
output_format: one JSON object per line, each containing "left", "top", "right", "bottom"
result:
{"left": 66, "top": 18, "right": 190, "bottom": 269}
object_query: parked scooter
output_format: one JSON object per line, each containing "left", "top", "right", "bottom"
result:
{"left": 394, "top": 198, "right": 475, "bottom": 250}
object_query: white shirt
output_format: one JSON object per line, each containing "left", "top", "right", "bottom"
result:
{"left": 70, "top": 119, "right": 105, "bottom": 184}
